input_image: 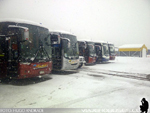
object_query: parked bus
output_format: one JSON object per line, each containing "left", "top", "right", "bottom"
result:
{"left": 108, "top": 42, "right": 115, "bottom": 60}
{"left": 0, "top": 19, "right": 52, "bottom": 79}
{"left": 78, "top": 41, "right": 86, "bottom": 68}
{"left": 94, "top": 41, "right": 109, "bottom": 63}
{"left": 78, "top": 40, "right": 96, "bottom": 65}
{"left": 50, "top": 30, "right": 79, "bottom": 71}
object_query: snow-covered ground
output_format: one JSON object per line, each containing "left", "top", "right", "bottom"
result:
{"left": 0, "top": 57, "right": 150, "bottom": 113}
{"left": 92, "top": 56, "right": 150, "bottom": 74}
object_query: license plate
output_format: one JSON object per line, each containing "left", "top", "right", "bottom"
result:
{"left": 40, "top": 71, "right": 44, "bottom": 74}
{"left": 69, "top": 60, "right": 77, "bottom": 64}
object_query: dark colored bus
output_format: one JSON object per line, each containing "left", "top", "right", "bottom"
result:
{"left": 0, "top": 19, "right": 52, "bottom": 79}
{"left": 108, "top": 43, "right": 115, "bottom": 60}
{"left": 94, "top": 41, "right": 109, "bottom": 63}
{"left": 78, "top": 41, "right": 86, "bottom": 68}
{"left": 78, "top": 40, "right": 96, "bottom": 65}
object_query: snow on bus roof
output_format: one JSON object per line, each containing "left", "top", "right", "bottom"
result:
{"left": 77, "top": 39, "right": 109, "bottom": 44}
{"left": 77, "top": 39, "right": 92, "bottom": 42}
{"left": 107, "top": 41, "right": 114, "bottom": 45}
{"left": 0, "top": 18, "right": 47, "bottom": 28}
{"left": 92, "top": 40, "right": 108, "bottom": 44}
{"left": 49, "top": 30, "right": 75, "bottom": 36}
{"left": 119, "top": 44, "right": 144, "bottom": 48}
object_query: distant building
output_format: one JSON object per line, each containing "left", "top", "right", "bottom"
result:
{"left": 118, "top": 44, "right": 148, "bottom": 57}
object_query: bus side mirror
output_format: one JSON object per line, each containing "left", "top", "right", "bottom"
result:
{"left": 98, "top": 46, "right": 101, "bottom": 50}
{"left": 8, "top": 25, "right": 30, "bottom": 41}
{"left": 68, "top": 41, "right": 70, "bottom": 48}
{"left": 62, "top": 38, "right": 70, "bottom": 48}
{"left": 51, "top": 34, "right": 60, "bottom": 44}
{"left": 24, "top": 29, "right": 29, "bottom": 41}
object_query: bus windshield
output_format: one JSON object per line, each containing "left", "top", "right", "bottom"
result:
{"left": 103, "top": 43, "right": 109, "bottom": 55}
{"left": 62, "top": 34, "right": 79, "bottom": 59}
{"left": 18, "top": 23, "right": 52, "bottom": 62}
{"left": 87, "top": 42, "right": 96, "bottom": 57}
{"left": 109, "top": 44, "right": 115, "bottom": 54}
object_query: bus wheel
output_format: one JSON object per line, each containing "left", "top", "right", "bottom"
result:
{"left": 0, "top": 78, "right": 12, "bottom": 83}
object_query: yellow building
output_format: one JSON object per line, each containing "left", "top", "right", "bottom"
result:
{"left": 118, "top": 44, "right": 148, "bottom": 57}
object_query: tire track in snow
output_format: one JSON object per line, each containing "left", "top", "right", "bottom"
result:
{"left": 13, "top": 99, "right": 26, "bottom": 108}
{"left": 80, "top": 68, "right": 150, "bottom": 81}
{"left": 49, "top": 87, "right": 124, "bottom": 108}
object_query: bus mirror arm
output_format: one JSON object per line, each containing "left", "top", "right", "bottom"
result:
{"left": 8, "top": 25, "right": 30, "bottom": 42}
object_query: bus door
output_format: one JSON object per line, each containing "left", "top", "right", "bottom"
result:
{"left": 88, "top": 44, "right": 96, "bottom": 64}
{"left": 5, "top": 25, "right": 29, "bottom": 78}
{"left": 0, "top": 35, "right": 7, "bottom": 78}
{"left": 6, "top": 34, "right": 19, "bottom": 77}
{"left": 51, "top": 34, "right": 62, "bottom": 70}
{"left": 83, "top": 42, "right": 89, "bottom": 63}
{"left": 95, "top": 45, "right": 102, "bottom": 63}
{"left": 0, "top": 34, "right": 18, "bottom": 78}
{"left": 78, "top": 41, "right": 86, "bottom": 56}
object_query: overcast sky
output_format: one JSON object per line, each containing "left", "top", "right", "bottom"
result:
{"left": 0, "top": 0, "right": 150, "bottom": 48}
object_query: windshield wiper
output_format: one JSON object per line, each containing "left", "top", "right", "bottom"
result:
{"left": 33, "top": 46, "right": 51, "bottom": 62}
{"left": 71, "top": 42, "right": 78, "bottom": 58}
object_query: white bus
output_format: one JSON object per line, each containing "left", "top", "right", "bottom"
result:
{"left": 50, "top": 30, "right": 79, "bottom": 71}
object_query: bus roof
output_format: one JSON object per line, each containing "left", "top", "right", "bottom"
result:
{"left": 49, "top": 30, "right": 75, "bottom": 36}
{"left": 0, "top": 18, "right": 47, "bottom": 29}
{"left": 107, "top": 42, "right": 114, "bottom": 45}
{"left": 93, "top": 40, "right": 108, "bottom": 44}
{"left": 77, "top": 39, "right": 93, "bottom": 42}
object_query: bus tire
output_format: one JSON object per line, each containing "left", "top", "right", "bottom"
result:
{"left": 0, "top": 77, "right": 12, "bottom": 83}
